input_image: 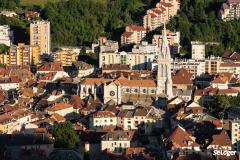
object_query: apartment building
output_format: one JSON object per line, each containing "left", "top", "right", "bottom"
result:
{"left": 52, "top": 50, "right": 78, "bottom": 66}
{"left": 219, "top": 62, "right": 240, "bottom": 74}
{"left": 30, "top": 20, "right": 51, "bottom": 54}
{"left": 8, "top": 43, "right": 40, "bottom": 66}
{"left": 143, "top": 0, "right": 180, "bottom": 31}
{"left": 219, "top": 0, "right": 240, "bottom": 21}
{"left": 90, "top": 111, "right": 118, "bottom": 129}
{"left": 99, "top": 41, "right": 158, "bottom": 69}
{"left": 121, "top": 25, "right": 146, "bottom": 45}
{"left": 45, "top": 103, "right": 74, "bottom": 118}
{"left": 0, "top": 109, "right": 32, "bottom": 134}
{"left": 101, "top": 131, "right": 134, "bottom": 153}
{"left": 0, "top": 25, "right": 13, "bottom": 46}
{"left": 171, "top": 59, "right": 206, "bottom": 78}
{"left": 191, "top": 41, "right": 205, "bottom": 60}
{"left": 92, "top": 37, "right": 119, "bottom": 54}
{"left": 0, "top": 54, "right": 9, "bottom": 65}
{"left": 230, "top": 120, "right": 240, "bottom": 151}
{"left": 152, "top": 30, "right": 180, "bottom": 56}
{"left": 205, "top": 56, "right": 222, "bottom": 74}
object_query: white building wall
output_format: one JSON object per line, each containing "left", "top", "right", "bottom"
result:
{"left": 91, "top": 117, "right": 117, "bottom": 128}
{"left": 101, "top": 140, "right": 130, "bottom": 151}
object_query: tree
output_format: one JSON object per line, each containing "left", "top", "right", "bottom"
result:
{"left": 168, "top": 0, "right": 240, "bottom": 57}
{"left": 52, "top": 121, "right": 79, "bottom": 149}
{"left": 0, "top": 44, "right": 9, "bottom": 53}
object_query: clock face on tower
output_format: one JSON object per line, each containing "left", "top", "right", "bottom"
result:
{"left": 110, "top": 91, "right": 115, "bottom": 96}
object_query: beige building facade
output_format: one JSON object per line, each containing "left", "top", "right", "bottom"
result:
{"left": 30, "top": 20, "right": 50, "bottom": 54}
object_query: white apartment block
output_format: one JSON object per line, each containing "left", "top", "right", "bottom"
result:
{"left": 90, "top": 111, "right": 118, "bottom": 129}
{"left": 30, "top": 20, "right": 51, "bottom": 54}
{"left": 101, "top": 131, "right": 133, "bottom": 152}
{"left": 143, "top": 0, "right": 180, "bottom": 31}
{"left": 219, "top": 62, "right": 240, "bottom": 74}
{"left": 219, "top": 0, "right": 240, "bottom": 21}
{"left": 171, "top": 59, "right": 206, "bottom": 78}
{"left": 230, "top": 120, "right": 240, "bottom": 151}
{"left": 121, "top": 25, "right": 146, "bottom": 45}
{"left": 191, "top": 41, "right": 205, "bottom": 60}
{"left": 99, "top": 41, "right": 158, "bottom": 69}
{"left": 0, "top": 25, "right": 13, "bottom": 46}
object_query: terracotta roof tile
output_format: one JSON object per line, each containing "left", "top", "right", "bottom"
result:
{"left": 169, "top": 126, "right": 200, "bottom": 149}
{"left": 121, "top": 32, "right": 133, "bottom": 38}
{"left": 127, "top": 25, "right": 145, "bottom": 31}
{"left": 46, "top": 103, "right": 73, "bottom": 112}
{"left": 38, "top": 62, "right": 63, "bottom": 71}
{"left": 93, "top": 111, "right": 116, "bottom": 118}
{"left": 209, "top": 130, "right": 231, "bottom": 146}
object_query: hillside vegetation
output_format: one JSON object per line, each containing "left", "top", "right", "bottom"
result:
{"left": 20, "top": 0, "right": 61, "bottom": 7}
{"left": 168, "top": 0, "right": 240, "bottom": 56}
{"left": 42, "top": 0, "right": 158, "bottom": 47}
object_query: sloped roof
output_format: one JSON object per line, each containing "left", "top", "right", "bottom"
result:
{"left": 169, "top": 125, "right": 200, "bottom": 148}
{"left": 209, "top": 130, "right": 231, "bottom": 147}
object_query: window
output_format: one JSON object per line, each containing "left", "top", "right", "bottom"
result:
{"left": 134, "top": 89, "right": 138, "bottom": 93}
{"left": 121, "top": 55, "right": 126, "bottom": 64}
{"left": 126, "top": 88, "right": 129, "bottom": 92}
{"left": 143, "top": 89, "right": 146, "bottom": 93}
{"left": 151, "top": 90, "right": 155, "bottom": 94}
{"left": 110, "top": 119, "right": 113, "bottom": 122}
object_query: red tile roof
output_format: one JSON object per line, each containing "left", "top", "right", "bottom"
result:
{"left": 169, "top": 126, "right": 200, "bottom": 149}
{"left": 121, "top": 32, "right": 133, "bottom": 38}
{"left": 159, "top": 1, "right": 174, "bottom": 7}
{"left": 209, "top": 130, "right": 231, "bottom": 147}
{"left": 93, "top": 111, "right": 116, "bottom": 118}
{"left": 220, "top": 62, "right": 240, "bottom": 67}
{"left": 228, "top": 0, "right": 240, "bottom": 4}
{"left": 50, "top": 113, "right": 65, "bottom": 122}
{"left": 46, "top": 103, "right": 73, "bottom": 112}
{"left": 172, "top": 69, "right": 192, "bottom": 85}
{"left": 10, "top": 76, "right": 20, "bottom": 83}
{"left": 127, "top": 25, "right": 145, "bottom": 31}
{"left": 126, "top": 147, "right": 146, "bottom": 155}
{"left": 39, "top": 72, "right": 57, "bottom": 81}
{"left": 70, "top": 95, "right": 85, "bottom": 109}
{"left": 38, "top": 62, "right": 63, "bottom": 71}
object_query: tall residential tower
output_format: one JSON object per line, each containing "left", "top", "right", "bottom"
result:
{"left": 30, "top": 20, "right": 50, "bottom": 54}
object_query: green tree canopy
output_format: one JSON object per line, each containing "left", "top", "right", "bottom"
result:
{"left": 0, "top": 0, "right": 20, "bottom": 9}
{"left": 41, "top": 0, "right": 157, "bottom": 47}
{"left": 52, "top": 121, "right": 79, "bottom": 149}
{"left": 168, "top": 0, "right": 240, "bottom": 57}
{"left": 0, "top": 44, "right": 9, "bottom": 53}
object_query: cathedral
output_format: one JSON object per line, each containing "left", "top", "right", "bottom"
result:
{"left": 79, "top": 25, "right": 173, "bottom": 105}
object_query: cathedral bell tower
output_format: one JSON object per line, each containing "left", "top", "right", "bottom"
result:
{"left": 156, "top": 23, "right": 173, "bottom": 98}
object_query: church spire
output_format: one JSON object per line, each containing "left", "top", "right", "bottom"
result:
{"left": 156, "top": 21, "right": 173, "bottom": 98}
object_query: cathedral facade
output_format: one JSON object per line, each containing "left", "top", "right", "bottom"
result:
{"left": 79, "top": 25, "right": 173, "bottom": 105}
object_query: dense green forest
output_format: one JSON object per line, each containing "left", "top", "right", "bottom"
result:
{"left": 168, "top": 0, "right": 240, "bottom": 57}
{"left": 42, "top": 0, "right": 158, "bottom": 47}
{"left": 1, "top": 0, "right": 240, "bottom": 56}
{"left": 0, "top": 0, "right": 20, "bottom": 9}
